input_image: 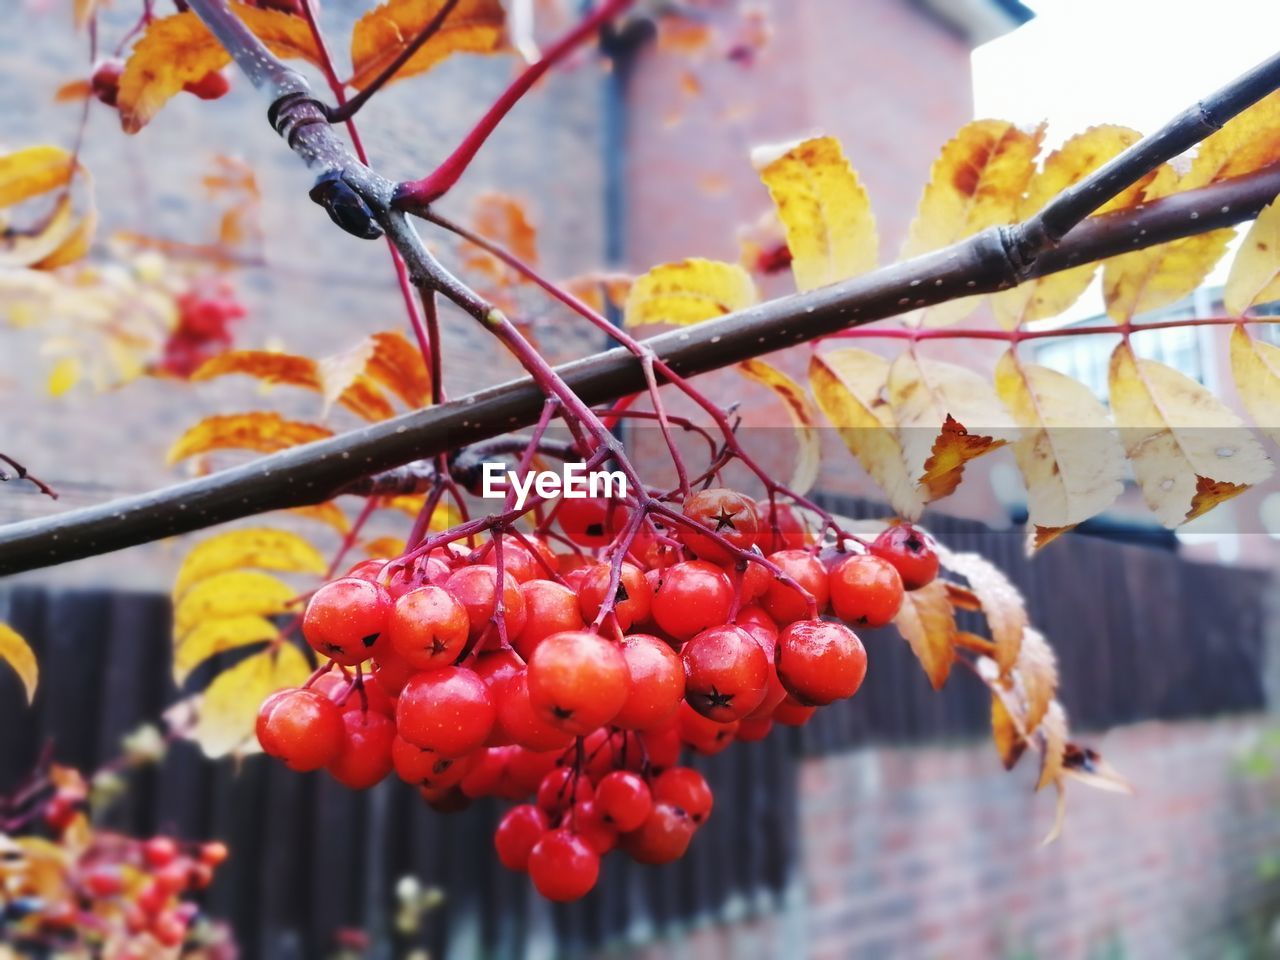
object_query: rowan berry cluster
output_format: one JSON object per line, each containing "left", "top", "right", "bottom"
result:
{"left": 256, "top": 489, "right": 939, "bottom": 901}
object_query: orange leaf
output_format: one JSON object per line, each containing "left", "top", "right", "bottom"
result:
{"left": 366, "top": 331, "right": 432, "bottom": 408}
{"left": 290, "top": 502, "right": 352, "bottom": 534}
{"left": 991, "top": 692, "right": 1026, "bottom": 770}
{"left": 362, "top": 535, "right": 407, "bottom": 559}
{"left": 54, "top": 79, "right": 93, "bottom": 103}
{"left": 892, "top": 579, "right": 956, "bottom": 690}
{"left": 920, "top": 416, "right": 1003, "bottom": 501}
{"left": 118, "top": 5, "right": 323, "bottom": 133}
{"left": 191, "top": 350, "right": 321, "bottom": 389}
{"left": 471, "top": 192, "right": 538, "bottom": 265}
{"left": 937, "top": 548, "right": 1027, "bottom": 674}
{"left": 167, "top": 413, "right": 332, "bottom": 465}
{"left": 349, "top": 0, "right": 506, "bottom": 90}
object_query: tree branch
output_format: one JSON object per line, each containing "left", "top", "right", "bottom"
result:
{"left": 1, "top": 165, "right": 1276, "bottom": 575}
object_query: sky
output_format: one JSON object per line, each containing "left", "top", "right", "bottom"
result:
{"left": 971, "top": 0, "right": 1280, "bottom": 317}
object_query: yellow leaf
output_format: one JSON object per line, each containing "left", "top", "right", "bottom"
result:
{"left": 994, "top": 350, "right": 1124, "bottom": 544}
{"left": 47, "top": 356, "right": 80, "bottom": 397}
{"left": 736, "top": 359, "right": 820, "bottom": 496}
{"left": 753, "top": 135, "right": 877, "bottom": 292}
{"left": 174, "top": 615, "right": 280, "bottom": 685}
{"left": 173, "top": 570, "right": 299, "bottom": 638}
{"left": 991, "top": 691, "right": 1025, "bottom": 770}
{"left": 32, "top": 204, "right": 97, "bottom": 270}
{"left": 290, "top": 502, "right": 352, "bottom": 534}
{"left": 167, "top": 412, "right": 333, "bottom": 465}
{"left": 362, "top": 535, "right": 407, "bottom": 559}
{"left": 0, "top": 146, "right": 76, "bottom": 208}
{"left": 993, "top": 125, "right": 1142, "bottom": 328}
{"left": 1109, "top": 342, "right": 1271, "bottom": 526}
{"left": 892, "top": 579, "right": 956, "bottom": 690}
{"left": 319, "top": 332, "right": 430, "bottom": 418}
{"left": 0, "top": 623, "right": 38, "bottom": 704}
{"left": 192, "top": 644, "right": 310, "bottom": 758}
{"left": 1230, "top": 325, "right": 1280, "bottom": 448}
{"left": 118, "top": 5, "right": 323, "bottom": 133}
{"left": 1102, "top": 166, "right": 1233, "bottom": 322}
{"left": 808, "top": 350, "right": 923, "bottom": 518}
{"left": 0, "top": 195, "right": 84, "bottom": 269}
{"left": 901, "top": 119, "right": 1044, "bottom": 327}
{"left": 1224, "top": 199, "right": 1280, "bottom": 316}
{"left": 936, "top": 548, "right": 1027, "bottom": 674}
{"left": 887, "top": 350, "right": 1013, "bottom": 503}
{"left": 173, "top": 528, "right": 328, "bottom": 599}
{"left": 1037, "top": 700, "right": 1068, "bottom": 792}
{"left": 349, "top": 0, "right": 506, "bottom": 90}
{"left": 191, "top": 350, "right": 321, "bottom": 389}
{"left": 366, "top": 331, "right": 432, "bottom": 408}
{"left": 624, "top": 258, "right": 757, "bottom": 328}
{"left": 1184, "top": 90, "right": 1280, "bottom": 190}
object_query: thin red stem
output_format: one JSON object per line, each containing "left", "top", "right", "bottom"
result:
{"left": 395, "top": 0, "right": 634, "bottom": 206}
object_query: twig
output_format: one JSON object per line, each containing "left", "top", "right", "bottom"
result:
{"left": 0, "top": 453, "right": 59, "bottom": 500}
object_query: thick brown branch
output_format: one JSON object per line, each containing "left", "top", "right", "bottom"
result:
{"left": 0, "top": 166, "right": 1276, "bottom": 575}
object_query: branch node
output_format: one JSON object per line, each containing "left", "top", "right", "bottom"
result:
{"left": 309, "top": 171, "right": 384, "bottom": 240}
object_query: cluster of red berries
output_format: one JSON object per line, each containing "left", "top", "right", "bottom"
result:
{"left": 158, "top": 281, "right": 248, "bottom": 377}
{"left": 256, "top": 489, "right": 939, "bottom": 901}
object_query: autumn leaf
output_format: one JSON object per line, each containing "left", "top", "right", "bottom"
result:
{"left": 463, "top": 192, "right": 539, "bottom": 282}
{"left": 0, "top": 195, "right": 92, "bottom": 270}
{"left": 937, "top": 548, "right": 1027, "bottom": 674}
{"left": 1016, "top": 627, "right": 1058, "bottom": 735}
{"left": 173, "top": 570, "right": 299, "bottom": 638}
{"left": 119, "top": 5, "right": 323, "bottom": 133}
{"left": 892, "top": 579, "right": 956, "bottom": 690}
{"left": 753, "top": 135, "right": 877, "bottom": 292}
{"left": 365, "top": 331, "right": 432, "bottom": 408}
{"left": 993, "top": 125, "right": 1142, "bottom": 328}
{"left": 624, "top": 258, "right": 758, "bottom": 327}
{"left": 349, "top": 0, "right": 506, "bottom": 90}
{"left": 1109, "top": 342, "right": 1271, "bottom": 526}
{"left": 167, "top": 413, "right": 333, "bottom": 465}
{"left": 1224, "top": 199, "right": 1280, "bottom": 315}
{"left": 1184, "top": 90, "right": 1280, "bottom": 190}
{"left": 0, "top": 146, "right": 77, "bottom": 208}
{"left": 887, "top": 350, "right": 1013, "bottom": 503}
{"left": 901, "top": 119, "right": 1044, "bottom": 327}
{"left": 32, "top": 202, "right": 97, "bottom": 270}
{"left": 362, "top": 535, "right": 407, "bottom": 559}
{"left": 192, "top": 644, "right": 310, "bottom": 758}
{"left": 191, "top": 350, "right": 321, "bottom": 389}
{"left": 1037, "top": 701, "right": 1068, "bottom": 792}
{"left": 1102, "top": 166, "right": 1234, "bottom": 322}
{"left": 990, "top": 691, "right": 1026, "bottom": 770}
{"left": 808, "top": 350, "right": 923, "bottom": 518}
{"left": 1230, "top": 325, "right": 1280, "bottom": 447}
{"left": 0, "top": 623, "right": 38, "bottom": 704}
{"left": 47, "top": 356, "right": 81, "bottom": 397}
{"left": 291, "top": 502, "right": 352, "bottom": 534}
{"left": 1061, "top": 743, "right": 1133, "bottom": 795}
{"left": 174, "top": 615, "right": 280, "bottom": 685}
{"left": 736, "top": 359, "right": 820, "bottom": 495}
{"left": 173, "top": 528, "right": 328, "bottom": 599}
{"left": 994, "top": 350, "right": 1124, "bottom": 546}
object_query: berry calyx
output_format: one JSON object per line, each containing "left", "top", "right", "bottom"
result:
{"left": 680, "top": 624, "right": 769, "bottom": 722}
{"left": 386, "top": 585, "right": 470, "bottom": 671}
{"left": 678, "top": 487, "right": 759, "bottom": 562}
{"left": 302, "top": 577, "right": 393, "bottom": 666}
{"left": 870, "top": 523, "right": 940, "bottom": 591}
{"left": 526, "top": 631, "right": 630, "bottom": 735}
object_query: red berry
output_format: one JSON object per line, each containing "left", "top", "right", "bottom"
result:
{"left": 653, "top": 766, "right": 713, "bottom": 824}
{"left": 678, "top": 487, "right": 759, "bottom": 562}
{"left": 257, "top": 688, "right": 344, "bottom": 772}
{"left": 776, "top": 619, "right": 867, "bottom": 705}
{"left": 151, "top": 911, "right": 188, "bottom": 948}
{"left": 371, "top": 648, "right": 417, "bottom": 696}
{"left": 578, "top": 561, "right": 651, "bottom": 630}
{"left": 594, "top": 771, "right": 652, "bottom": 831}
{"left": 494, "top": 804, "right": 549, "bottom": 871}
{"left": 526, "top": 631, "right": 630, "bottom": 735}
{"left": 83, "top": 865, "right": 124, "bottom": 898}
{"left": 154, "top": 861, "right": 192, "bottom": 896}
{"left": 734, "top": 549, "right": 773, "bottom": 602}
{"left": 90, "top": 59, "right": 123, "bottom": 107}
{"left": 303, "top": 578, "right": 393, "bottom": 666}
{"left": 756, "top": 499, "right": 815, "bottom": 552}
{"left": 571, "top": 799, "right": 619, "bottom": 855}
{"left": 312, "top": 671, "right": 395, "bottom": 716}
{"left": 504, "top": 747, "right": 562, "bottom": 797}
{"left": 612, "top": 634, "right": 685, "bottom": 731}
{"left": 396, "top": 667, "right": 495, "bottom": 757}
{"left": 675, "top": 700, "right": 738, "bottom": 756}
{"left": 143, "top": 836, "right": 179, "bottom": 869}
{"left": 555, "top": 496, "right": 627, "bottom": 548}
{"left": 639, "top": 723, "right": 682, "bottom": 771}
{"left": 391, "top": 735, "right": 472, "bottom": 788}
{"left": 387, "top": 585, "right": 469, "bottom": 671}
{"left": 681, "top": 624, "right": 769, "bottom": 722}
{"left": 761, "top": 550, "right": 829, "bottom": 624}
{"left": 43, "top": 788, "right": 82, "bottom": 833}
{"left": 870, "top": 523, "right": 940, "bottom": 591}
{"left": 199, "top": 842, "right": 229, "bottom": 867}
{"left": 829, "top": 553, "right": 904, "bottom": 627}
{"left": 495, "top": 672, "right": 575, "bottom": 752}
{"left": 183, "top": 69, "right": 230, "bottom": 100}
{"left": 651, "top": 560, "right": 733, "bottom": 641}
{"left": 344, "top": 558, "right": 387, "bottom": 582}
{"left": 620, "top": 803, "right": 695, "bottom": 864}
{"left": 736, "top": 716, "right": 774, "bottom": 741}
{"left": 328, "top": 709, "right": 395, "bottom": 789}
{"left": 536, "top": 766, "right": 593, "bottom": 816}
{"left": 772, "top": 694, "right": 817, "bottom": 726}
{"left": 460, "top": 747, "right": 510, "bottom": 799}
{"left": 445, "top": 566, "right": 527, "bottom": 642}
{"left": 528, "top": 829, "right": 600, "bottom": 902}
{"left": 515, "top": 579, "right": 585, "bottom": 660}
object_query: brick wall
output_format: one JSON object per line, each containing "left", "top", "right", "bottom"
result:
{"left": 600, "top": 715, "right": 1280, "bottom": 960}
